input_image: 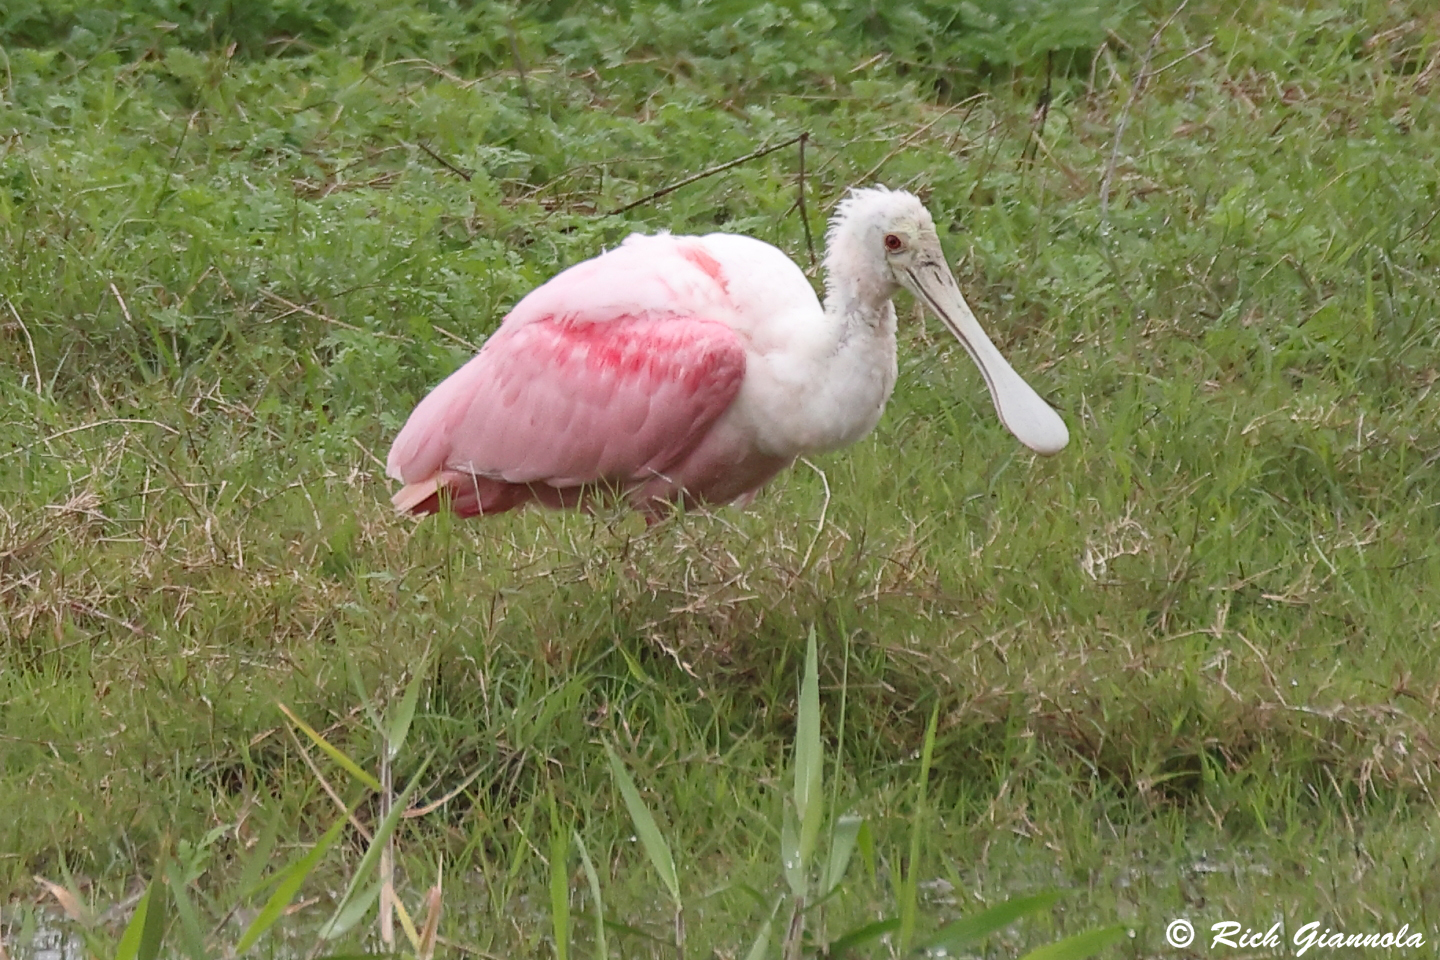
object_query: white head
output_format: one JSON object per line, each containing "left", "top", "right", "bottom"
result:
{"left": 825, "top": 187, "right": 1069, "bottom": 456}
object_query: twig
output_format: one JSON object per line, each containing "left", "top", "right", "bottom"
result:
{"left": 259, "top": 289, "right": 409, "bottom": 342}
{"left": 797, "top": 132, "right": 817, "bottom": 269}
{"left": 403, "top": 764, "right": 486, "bottom": 817}
{"left": 108, "top": 281, "right": 134, "bottom": 326}
{"left": 1099, "top": 0, "right": 1190, "bottom": 214}
{"left": 0, "top": 418, "right": 182, "bottom": 462}
{"left": 352, "top": 436, "right": 389, "bottom": 473}
{"left": 432, "top": 936, "right": 508, "bottom": 959}
{"left": 848, "top": 52, "right": 888, "bottom": 74}
{"left": 67, "top": 602, "right": 151, "bottom": 639}
{"left": 517, "top": 155, "right": 666, "bottom": 201}
{"left": 153, "top": 110, "right": 199, "bottom": 216}
{"left": 1153, "top": 39, "right": 1213, "bottom": 75}
{"left": 841, "top": 94, "right": 983, "bottom": 204}
{"left": 5, "top": 298, "right": 42, "bottom": 397}
{"left": 1398, "top": 205, "right": 1440, "bottom": 248}
{"left": 414, "top": 141, "right": 471, "bottom": 181}
{"left": 0, "top": 43, "right": 13, "bottom": 108}
{"left": 430, "top": 323, "right": 480, "bottom": 351}
{"left": 508, "top": 21, "right": 535, "bottom": 112}
{"left": 1021, "top": 51, "right": 1054, "bottom": 167}
{"left": 1028, "top": 133, "right": 1090, "bottom": 195}
{"left": 607, "top": 134, "right": 805, "bottom": 216}
{"left": 283, "top": 723, "right": 374, "bottom": 843}
{"left": 382, "top": 58, "right": 480, "bottom": 89}
{"left": 794, "top": 457, "right": 831, "bottom": 581}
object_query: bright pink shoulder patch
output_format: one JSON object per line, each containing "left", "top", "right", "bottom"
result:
{"left": 677, "top": 243, "right": 729, "bottom": 293}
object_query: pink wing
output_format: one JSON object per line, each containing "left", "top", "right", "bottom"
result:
{"left": 387, "top": 314, "right": 746, "bottom": 513}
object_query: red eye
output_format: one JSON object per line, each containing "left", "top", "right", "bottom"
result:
{"left": 884, "top": 234, "right": 903, "bottom": 252}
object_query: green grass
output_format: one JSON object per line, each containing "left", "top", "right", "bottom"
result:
{"left": 3, "top": 0, "right": 1439, "bottom": 956}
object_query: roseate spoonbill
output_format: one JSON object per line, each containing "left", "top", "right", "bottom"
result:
{"left": 387, "top": 187, "right": 1067, "bottom": 519}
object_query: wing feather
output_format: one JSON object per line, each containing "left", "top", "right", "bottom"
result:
{"left": 387, "top": 314, "right": 746, "bottom": 497}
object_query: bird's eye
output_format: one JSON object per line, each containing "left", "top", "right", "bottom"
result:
{"left": 884, "top": 234, "right": 903, "bottom": 252}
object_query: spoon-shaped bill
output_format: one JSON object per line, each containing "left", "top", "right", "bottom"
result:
{"left": 902, "top": 264, "right": 1069, "bottom": 455}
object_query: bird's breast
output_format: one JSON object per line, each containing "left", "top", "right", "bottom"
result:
{"left": 727, "top": 308, "right": 898, "bottom": 458}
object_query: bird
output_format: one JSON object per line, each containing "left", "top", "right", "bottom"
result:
{"left": 386, "top": 187, "right": 1068, "bottom": 520}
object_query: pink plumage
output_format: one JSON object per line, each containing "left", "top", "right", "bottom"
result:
{"left": 388, "top": 236, "right": 761, "bottom": 517}
{"left": 388, "top": 189, "right": 1069, "bottom": 519}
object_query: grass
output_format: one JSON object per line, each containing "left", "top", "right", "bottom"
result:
{"left": 2, "top": 0, "right": 1439, "bottom": 955}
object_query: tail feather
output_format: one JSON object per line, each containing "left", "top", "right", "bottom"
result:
{"left": 391, "top": 471, "right": 538, "bottom": 518}
{"left": 392, "top": 477, "right": 442, "bottom": 515}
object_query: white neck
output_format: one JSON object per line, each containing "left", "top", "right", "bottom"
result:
{"left": 821, "top": 228, "right": 900, "bottom": 335}
{"left": 773, "top": 238, "right": 898, "bottom": 453}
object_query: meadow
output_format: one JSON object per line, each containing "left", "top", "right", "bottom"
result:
{"left": 2, "top": 0, "right": 1439, "bottom": 956}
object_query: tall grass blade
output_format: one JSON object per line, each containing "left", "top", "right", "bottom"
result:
{"left": 793, "top": 627, "right": 823, "bottom": 877}
{"left": 743, "top": 895, "right": 785, "bottom": 960}
{"left": 780, "top": 805, "right": 804, "bottom": 898}
{"left": 574, "top": 831, "right": 608, "bottom": 960}
{"left": 826, "top": 917, "right": 900, "bottom": 957}
{"left": 826, "top": 625, "right": 853, "bottom": 869}
{"left": 163, "top": 859, "right": 209, "bottom": 960}
{"left": 918, "top": 891, "right": 1063, "bottom": 952}
{"left": 319, "top": 756, "right": 432, "bottom": 940}
{"left": 386, "top": 660, "right": 427, "bottom": 762}
{"left": 855, "top": 819, "right": 876, "bottom": 884}
{"left": 897, "top": 702, "right": 939, "bottom": 954}
{"left": 114, "top": 874, "right": 166, "bottom": 960}
{"left": 237, "top": 814, "right": 349, "bottom": 954}
{"left": 604, "top": 743, "right": 680, "bottom": 904}
{"left": 392, "top": 895, "right": 423, "bottom": 952}
{"left": 820, "top": 813, "right": 863, "bottom": 899}
{"left": 322, "top": 880, "right": 381, "bottom": 941}
{"left": 346, "top": 652, "right": 386, "bottom": 734}
{"left": 1016, "top": 924, "right": 1129, "bottom": 960}
{"left": 112, "top": 884, "right": 149, "bottom": 960}
{"left": 615, "top": 645, "right": 653, "bottom": 685}
{"left": 549, "top": 794, "right": 571, "bottom": 960}
{"left": 236, "top": 806, "right": 283, "bottom": 899}
{"left": 278, "top": 701, "right": 382, "bottom": 791}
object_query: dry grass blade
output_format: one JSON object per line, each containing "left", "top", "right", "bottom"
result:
{"left": 391, "top": 893, "right": 423, "bottom": 954}
{"left": 278, "top": 702, "right": 382, "bottom": 792}
{"left": 4, "top": 297, "right": 42, "bottom": 396}
{"left": 34, "top": 877, "right": 91, "bottom": 926}
{"left": 284, "top": 722, "right": 374, "bottom": 843}
{"left": 416, "top": 869, "right": 443, "bottom": 960}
